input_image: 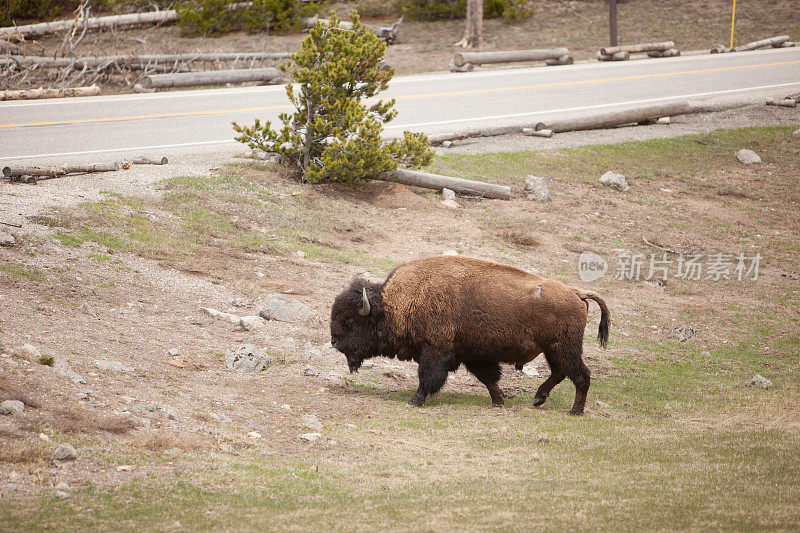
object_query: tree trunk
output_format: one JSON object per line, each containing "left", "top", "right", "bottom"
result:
{"left": 2, "top": 52, "right": 291, "bottom": 70}
{"left": 456, "top": 0, "right": 483, "bottom": 49}
{"left": 378, "top": 169, "right": 511, "bottom": 200}
{"left": 3, "top": 162, "right": 119, "bottom": 177}
{"left": 534, "top": 101, "right": 692, "bottom": 133}
{"left": 600, "top": 41, "right": 675, "bottom": 55}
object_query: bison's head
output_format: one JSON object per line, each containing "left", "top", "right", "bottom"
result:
{"left": 330, "top": 279, "right": 384, "bottom": 373}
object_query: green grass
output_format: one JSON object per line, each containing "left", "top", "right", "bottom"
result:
{"left": 0, "top": 262, "right": 46, "bottom": 282}
{"left": 429, "top": 126, "right": 800, "bottom": 185}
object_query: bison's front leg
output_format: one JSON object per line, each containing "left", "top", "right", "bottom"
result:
{"left": 408, "top": 349, "right": 452, "bottom": 407}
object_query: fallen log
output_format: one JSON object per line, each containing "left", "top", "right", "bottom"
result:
{"left": 766, "top": 97, "right": 797, "bottom": 108}
{"left": 522, "top": 128, "right": 553, "bottom": 138}
{"left": 378, "top": 169, "right": 511, "bottom": 200}
{"left": 428, "top": 125, "right": 521, "bottom": 146}
{"left": 141, "top": 67, "right": 283, "bottom": 89}
{"left": 545, "top": 55, "right": 574, "bottom": 66}
{"left": 453, "top": 48, "right": 569, "bottom": 67}
{"left": 303, "top": 16, "right": 402, "bottom": 43}
{"left": 533, "top": 101, "right": 692, "bottom": 133}
{"left": 597, "top": 51, "right": 630, "bottom": 61}
{"left": 3, "top": 162, "right": 120, "bottom": 178}
{"left": 733, "top": 35, "right": 789, "bottom": 52}
{"left": 132, "top": 157, "right": 169, "bottom": 165}
{"left": 0, "top": 85, "right": 100, "bottom": 101}
{"left": 0, "top": 10, "right": 179, "bottom": 40}
{"left": 647, "top": 48, "right": 680, "bottom": 58}
{"left": 600, "top": 41, "right": 675, "bottom": 55}
{"left": 710, "top": 44, "right": 730, "bottom": 54}
{"left": 2, "top": 52, "right": 291, "bottom": 70}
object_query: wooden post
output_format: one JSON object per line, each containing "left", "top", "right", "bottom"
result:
{"left": 533, "top": 101, "right": 692, "bottom": 133}
{"left": 609, "top": 0, "right": 618, "bottom": 47}
{"left": 378, "top": 169, "right": 511, "bottom": 200}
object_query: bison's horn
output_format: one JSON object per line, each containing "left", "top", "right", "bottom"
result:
{"left": 359, "top": 287, "right": 371, "bottom": 316}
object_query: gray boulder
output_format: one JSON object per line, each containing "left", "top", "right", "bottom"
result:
{"left": 599, "top": 171, "right": 630, "bottom": 192}
{"left": 524, "top": 176, "right": 550, "bottom": 202}
{"left": 441, "top": 188, "right": 456, "bottom": 202}
{"left": 225, "top": 344, "right": 271, "bottom": 373}
{"left": 745, "top": 374, "right": 773, "bottom": 389}
{"left": 11, "top": 343, "right": 40, "bottom": 362}
{"left": 736, "top": 149, "right": 761, "bottom": 165}
{"left": 0, "top": 230, "right": 15, "bottom": 247}
{"left": 53, "top": 443, "right": 77, "bottom": 461}
{"left": 301, "top": 414, "right": 323, "bottom": 431}
{"left": 303, "top": 365, "right": 319, "bottom": 377}
{"left": 95, "top": 360, "right": 134, "bottom": 373}
{"left": 0, "top": 400, "right": 24, "bottom": 415}
{"left": 259, "top": 294, "right": 322, "bottom": 328}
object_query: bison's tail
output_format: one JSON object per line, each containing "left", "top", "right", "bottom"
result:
{"left": 577, "top": 291, "right": 610, "bottom": 348}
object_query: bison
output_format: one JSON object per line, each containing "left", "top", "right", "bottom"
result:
{"left": 330, "top": 256, "right": 610, "bottom": 415}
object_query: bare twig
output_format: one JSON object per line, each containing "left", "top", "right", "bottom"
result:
{"left": 641, "top": 235, "right": 681, "bottom": 255}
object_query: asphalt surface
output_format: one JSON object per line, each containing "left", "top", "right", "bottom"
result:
{"left": 1, "top": 47, "right": 799, "bottom": 165}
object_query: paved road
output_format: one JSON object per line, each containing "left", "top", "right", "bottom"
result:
{"left": 1, "top": 47, "right": 799, "bottom": 163}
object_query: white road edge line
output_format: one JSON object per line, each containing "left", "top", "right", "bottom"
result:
{"left": 5, "top": 80, "right": 800, "bottom": 161}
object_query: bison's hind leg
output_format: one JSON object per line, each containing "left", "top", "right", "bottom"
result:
{"left": 540, "top": 328, "right": 591, "bottom": 415}
{"left": 464, "top": 360, "right": 504, "bottom": 406}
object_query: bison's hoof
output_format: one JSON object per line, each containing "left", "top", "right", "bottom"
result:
{"left": 408, "top": 397, "right": 425, "bottom": 407}
{"left": 568, "top": 408, "right": 584, "bottom": 416}
{"left": 491, "top": 400, "right": 504, "bottom": 407}
{"left": 532, "top": 396, "right": 546, "bottom": 407}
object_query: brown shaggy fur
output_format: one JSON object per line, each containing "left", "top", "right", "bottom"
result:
{"left": 330, "top": 256, "right": 610, "bottom": 415}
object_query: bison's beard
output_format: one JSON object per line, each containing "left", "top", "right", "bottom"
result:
{"left": 346, "top": 354, "right": 363, "bottom": 374}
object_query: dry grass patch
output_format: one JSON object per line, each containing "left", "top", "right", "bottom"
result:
{"left": 48, "top": 408, "right": 136, "bottom": 435}
{"left": 0, "top": 441, "right": 51, "bottom": 464}
{"left": 132, "top": 431, "right": 206, "bottom": 453}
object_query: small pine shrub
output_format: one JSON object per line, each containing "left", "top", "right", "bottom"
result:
{"left": 244, "top": 0, "right": 324, "bottom": 34}
{"left": 38, "top": 355, "right": 55, "bottom": 366}
{"left": 176, "top": 0, "right": 242, "bottom": 37}
{"left": 233, "top": 13, "right": 433, "bottom": 186}
{"left": 1, "top": 0, "right": 76, "bottom": 26}
{"left": 399, "top": 0, "right": 533, "bottom": 22}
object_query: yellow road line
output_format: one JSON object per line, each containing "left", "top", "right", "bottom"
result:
{"left": 2, "top": 59, "right": 798, "bottom": 130}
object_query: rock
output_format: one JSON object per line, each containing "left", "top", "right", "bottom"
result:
{"left": 301, "top": 414, "right": 323, "bottom": 431}
{"left": 238, "top": 315, "right": 266, "bottom": 331}
{"left": 303, "top": 365, "right": 319, "bottom": 377}
{"left": 656, "top": 116, "right": 671, "bottom": 125}
{"left": 0, "top": 400, "right": 24, "bottom": 415}
{"left": 11, "top": 343, "right": 40, "bottom": 362}
{"left": 745, "top": 374, "right": 773, "bottom": 389}
{"left": 259, "top": 294, "right": 322, "bottom": 328}
{"left": 442, "top": 250, "right": 459, "bottom": 256}
{"left": 146, "top": 403, "right": 161, "bottom": 413}
{"left": 0, "top": 230, "right": 15, "bottom": 247}
{"left": 52, "top": 443, "right": 77, "bottom": 461}
{"left": 265, "top": 336, "right": 296, "bottom": 353}
{"left": 673, "top": 324, "right": 697, "bottom": 343}
{"left": 599, "top": 171, "right": 630, "bottom": 192}
{"left": 347, "top": 424, "right": 357, "bottom": 430}
{"left": 55, "top": 490, "right": 71, "bottom": 499}
{"left": 524, "top": 176, "right": 550, "bottom": 202}
{"left": 441, "top": 188, "right": 456, "bottom": 201}
{"left": 736, "top": 149, "right": 761, "bottom": 165}
{"left": 298, "top": 432, "right": 322, "bottom": 442}
{"left": 95, "top": 360, "right": 134, "bottom": 373}
{"left": 793, "top": 128, "right": 800, "bottom": 136}
{"left": 230, "top": 298, "right": 252, "bottom": 308}
{"left": 55, "top": 481, "right": 70, "bottom": 492}
{"left": 165, "top": 408, "right": 177, "bottom": 420}
{"left": 441, "top": 141, "right": 453, "bottom": 148}
{"left": 167, "top": 348, "right": 180, "bottom": 357}
{"left": 441, "top": 199, "right": 460, "bottom": 209}
{"left": 224, "top": 344, "right": 270, "bottom": 373}
{"left": 39, "top": 433, "right": 49, "bottom": 441}
{"left": 77, "top": 392, "right": 89, "bottom": 401}
{"left": 210, "top": 412, "right": 232, "bottom": 423}
{"left": 247, "top": 431, "right": 262, "bottom": 439}
{"left": 361, "top": 360, "right": 375, "bottom": 369}
{"left": 595, "top": 400, "right": 611, "bottom": 408}
{"left": 54, "top": 360, "right": 86, "bottom": 384}
{"left": 200, "top": 306, "right": 241, "bottom": 324}
{"left": 521, "top": 363, "right": 539, "bottom": 377}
